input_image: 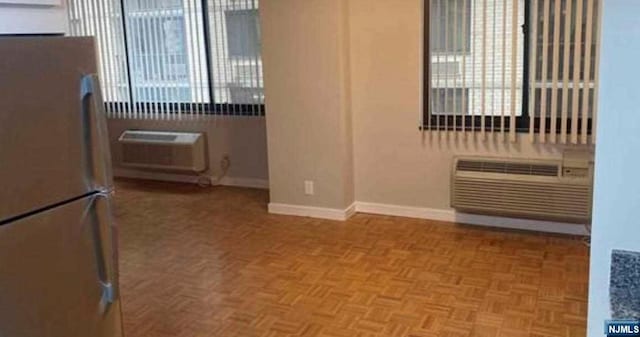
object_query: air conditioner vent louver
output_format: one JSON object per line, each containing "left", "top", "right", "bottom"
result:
{"left": 118, "top": 131, "right": 206, "bottom": 172}
{"left": 457, "top": 160, "right": 559, "bottom": 177}
{"left": 452, "top": 157, "right": 593, "bottom": 223}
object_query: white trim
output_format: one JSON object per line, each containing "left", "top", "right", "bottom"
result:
{"left": 453, "top": 212, "right": 589, "bottom": 236}
{"left": 114, "top": 168, "right": 269, "bottom": 189}
{"left": 268, "top": 203, "right": 356, "bottom": 221}
{"left": 218, "top": 177, "right": 269, "bottom": 189}
{"left": 345, "top": 202, "right": 357, "bottom": 219}
{"left": 355, "top": 202, "right": 589, "bottom": 236}
{"left": 355, "top": 202, "right": 453, "bottom": 222}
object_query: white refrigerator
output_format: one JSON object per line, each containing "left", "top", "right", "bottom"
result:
{"left": 0, "top": 36, "right": 124, "bottom": 337}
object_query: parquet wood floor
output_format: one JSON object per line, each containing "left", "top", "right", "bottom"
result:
{"left": 113, "top": 179, "right": 589, "bottom": 337}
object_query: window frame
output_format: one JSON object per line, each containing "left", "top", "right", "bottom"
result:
{"left": 114, "top": 0, "right": 265, "bottom": 116}
{"left": 422, "top": 0, "right": 593, "bottom": 133}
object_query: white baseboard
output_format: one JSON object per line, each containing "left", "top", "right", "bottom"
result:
{"left": 267, "top": 200, "right": 587, "bottom": 235}
{"left": 268, "top": 202, "right": 356, "bottom": 221}
{"left": 355, "top": 202, "right": 453, "bottom": 222}
{"left": 345, "top": 202, "right": 357, "bottom": 219}
{"left": 354, "top": 201, "right": 589, "bottom": 236}
{"left": 114, "top": 168, "right": 269, "bottom": 189}
{"left": 218, "top": 176, "right": 269, "bottom": 189}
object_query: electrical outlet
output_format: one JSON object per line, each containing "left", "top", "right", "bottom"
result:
{"left": 304, "top": 180, "right": 314, "bottom": 195}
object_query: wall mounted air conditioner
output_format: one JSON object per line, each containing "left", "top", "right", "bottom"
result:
{"left": 451, "top": 153, "right": 594, "bottom": 223}
{"left": 118, "top": 130, "right": 206, "bottom": 172}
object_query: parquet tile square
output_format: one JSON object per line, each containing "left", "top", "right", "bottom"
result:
{"left": 114, "top": 179, "right": 590, "bottom": 337}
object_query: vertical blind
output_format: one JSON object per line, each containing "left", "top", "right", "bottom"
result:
{"left": 425, "top": 0, "right": 602, "bottom": 144}
{"left": 426, "top": 0, "right": 524, "bottom": 141}
{"left": 67, "top": 0, "right": 264, "bottom": 119}
{"left": 529, "top": 0, "right": 600, "bottom": 144}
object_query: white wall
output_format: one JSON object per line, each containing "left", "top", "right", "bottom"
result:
{"left": 0, "top": 0, "right": 67, "bottom": 35}
{"left": 587, "top": 0, "right": 640, "bottom": 335}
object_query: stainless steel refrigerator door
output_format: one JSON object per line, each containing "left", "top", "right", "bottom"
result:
{"left": 0, "top": 36, "right": 113, "bottom": 223}
{"left": 0, "top": 194, "right": 123, "bottom": 337}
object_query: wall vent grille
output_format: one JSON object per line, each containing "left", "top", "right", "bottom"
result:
{"left": 457, "top": 160, "right": 559, "bottom": 177}
{"left": 452, "top": 157, "right": 593, "bottom": 223}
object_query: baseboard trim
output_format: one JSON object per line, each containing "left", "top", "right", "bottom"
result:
{"left": 268, "top": 202, "right": 356, "bottom": 221}
{"left": 267, "top": 201, "right": 587, "bottom": 235}
{"left": 114, "top": 168, "right": 269, "bottom": 189}
{"left": 219, "top": 177, "right": 269, "bottom": 189}
{"left": 354, "top": 201, "right": 589, "bottom": 236}
{"left": 345, "top": 202, "right": 357, "bottom": 219}
{"left": 355, "top": 202, "right": 453, "bottom": 222}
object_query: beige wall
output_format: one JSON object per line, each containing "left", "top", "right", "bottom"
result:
{"left": 262, "top": 0, "right": 593, "bottom": 212}
{"left": 107, "top": 117, "right": 269, "bottom": 182}
{"left": 261, "top": 0, "right": 354, "bottom": 210}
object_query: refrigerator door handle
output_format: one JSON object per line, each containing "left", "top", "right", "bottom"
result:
{"left": 91, "top": 192, "right": 119, "bottom": 314}
{"left": 81, "top": 74, "right": 114, "bottom": 193}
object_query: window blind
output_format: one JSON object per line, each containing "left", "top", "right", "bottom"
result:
{"left": 529, "top": 0, "right": 600, "bottom": 144}
{"left": 424, "top": 0, "right": 602, "bottom": 145}
{"left": 426, "top": 0, "right": 524, "bottom": 140}
{"left": 67, "top": 0, "right": 264, "bottom": 119}
{"left": 68, "top": 0, "right": 130, "bottom": 115}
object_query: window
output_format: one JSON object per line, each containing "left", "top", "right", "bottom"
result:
{"left": 432, "top": 88, "right": 469, "bottom": 115}
{"left": 432, "top": 0, "right": 472, "bottom": 53}
{"left": 531, "top": 0, "right": 599, "bottom": 122}
{"left": 68, "top": 0, "right": 265, "bottom": 117}
{"left": 424, "top": 0, "right": 601, "bottom": 141}
{"left": 425, "top": 0, "right": 525, "bottom": 132}
{"left": 128, "top": 14, "right": 191, "bottom": 102}
{"left": 225, "top": 9, "right": 260, "bottom": 59}
{"left": 224, "top": 8, "right": 263, "bottom": 105}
